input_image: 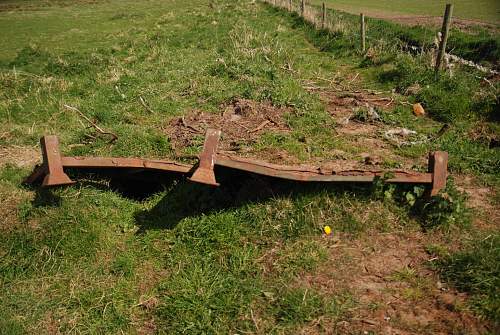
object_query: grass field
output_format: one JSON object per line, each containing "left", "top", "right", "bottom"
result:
{"left": 313, "top": 0, "right": 500, "bottom": 24}
{"left": 0, "top": 0, "right": 499, "bottom": 333}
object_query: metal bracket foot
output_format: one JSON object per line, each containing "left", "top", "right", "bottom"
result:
{"left": 427, "top": 151, "right": 448, "bottom": 197}
{"left": 40, "top": 136, "right": 75, "bottom": 187}
{"left": 188, "top": 129, "right": 221, "bottom": 186}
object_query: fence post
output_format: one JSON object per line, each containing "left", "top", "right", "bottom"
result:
{"left": 321, "top": 3, "right": 326, "bottom": 29}
{"left": 435, "top": 4, "right": 453, "bottom": 72}
{"left": 289, "top": 0, "right": 292, "bottom": 11}
{"left": 300, "top": 0, "right": 305, "bottom": 17}
{"left": 360, "top": 13, "right": 366, "bottom": 52}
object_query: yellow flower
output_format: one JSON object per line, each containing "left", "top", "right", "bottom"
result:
{"left": 323, "top": 225, "right": 332, "bottom": 235}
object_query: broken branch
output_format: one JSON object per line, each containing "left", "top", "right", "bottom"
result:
{"left": 248, "top": 120, "right": 270, "bottom": 133}
{"left": 63, "top": 104, "right": 118, "bottom": 143}
{"left": 139, "top": 96, "right": 154, "bottom": 114}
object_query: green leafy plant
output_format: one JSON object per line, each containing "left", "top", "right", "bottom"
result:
{"left": 411, "top": 178, "right": 471, "bottom": 231}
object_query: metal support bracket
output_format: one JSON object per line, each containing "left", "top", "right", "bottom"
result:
{"left": 40, "top": 136, "right": 75, "bottom": 187}
{"left": 188, "top": 129, "right": 221, "bottom": 186}
{"left": 427, "top": 151, "right": 448, "bottom": 197}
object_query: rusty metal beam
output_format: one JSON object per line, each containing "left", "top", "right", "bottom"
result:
{"left": 25, "top": 132, "right": 448, "bottom": 196}
{"left": 61, "top": 157, "right": 192, "bottom": 174}
{"left": 427, "top": 151, "right": 448, "bottom": 196}
{"left": 215, "top": 155, "right": 433, "bottom": 184}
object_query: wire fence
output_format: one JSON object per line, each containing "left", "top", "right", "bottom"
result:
{"left": 261, "top": 0, "right": 497, "bottom": 74}
{"left": 262, "top": 0, "right": 430, "bottom": 54}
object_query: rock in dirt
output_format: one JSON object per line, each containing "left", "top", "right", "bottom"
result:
{"left": 364, "top": 155, "right": 382, "bottom": 165}
{"left": 413, "top": 103, "right": 426, "bottom": 117}
{"left": 384, "top": 127, "right": 427, "bottom": 146}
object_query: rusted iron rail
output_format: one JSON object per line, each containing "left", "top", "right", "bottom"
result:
{"left": 26, "top": 130, "right": 448, "bottom": 196}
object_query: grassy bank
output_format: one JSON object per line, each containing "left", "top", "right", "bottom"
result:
{"left": 0, "top": 0, "right": 498, "bottom": 333}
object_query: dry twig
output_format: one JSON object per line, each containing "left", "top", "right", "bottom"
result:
{"left": 139, "top": 96, "right": 154, "bottom": 113}
{"left": 63, "top": 104, "right": 118, "bottom": 143}
{"left": 248, "top": 120, "right": 270, "bottom": 133}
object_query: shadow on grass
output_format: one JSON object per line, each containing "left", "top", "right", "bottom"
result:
{"left": 26, "top": 167, "right": 463, "bottom": 234}
{"left": 133, "top": 166, "right": 373, "bottom": 233}
{"left": 31, "top": 188, "right": 62, "bottom": 207}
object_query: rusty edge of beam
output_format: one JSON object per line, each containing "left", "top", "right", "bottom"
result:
{"left": 215, "top": 155, "right": 433, "bottom": 184}
{"left": 30, "top": 156, "right": 434, "bottom": 184}
{"left": 25, "top": 156, "right": 194, "bottom": 186}
{"left": 61, "top": 156, "right": 193, "bottom": 174}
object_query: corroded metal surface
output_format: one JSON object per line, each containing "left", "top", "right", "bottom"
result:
{"left": 428, "top": 151, "right": 448, "bottom": 196}
{"left": 61, "top": 156, "right": 192, "bottom": 173}
{"left": 40, "top": 136, "right": 75, "bottom": 187}
{"left": 215, "top": 154, "right": 433, "bottom": 184}
{"left": 188, "top": 128, "right": 221, "bottom": 186}
{"left": 25, "top": 131, "right": 448, "bottom": 196}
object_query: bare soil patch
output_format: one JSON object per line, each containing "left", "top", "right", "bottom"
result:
{"left": 323, "top": 91, "right": 428, "bottom": 169}
{"left": 454, "top": 174, "right": 500, "bottom": 230}
{"left": 166, "top": 98, "right": 290, "bottom": 153}
{"left": 296, "top": 232, "right": 492, "bottom": 335}
{"left": 0, "top": 145, "right": 40, "bottom": 168}
{"left": 344, "top": 9, "right": 499, "bottom": 33}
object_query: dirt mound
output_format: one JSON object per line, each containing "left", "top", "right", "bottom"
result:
{"left": 167, "top": 99, "right": 290, "bottom": 153}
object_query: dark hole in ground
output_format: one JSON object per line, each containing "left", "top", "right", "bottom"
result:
{"left": 71, "top": 168, "right": 185, "bottom": 201}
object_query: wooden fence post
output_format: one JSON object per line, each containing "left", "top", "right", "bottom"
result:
{"left": 289, "top": 0, "right": 292, "bottom": 12}
{"left": 435, "top": 4, "right": 453, "bottom": 72}
{"left": 360, "top": 13, "right": 366, "bottom": 52}
{"left": 300, "top": 0, "right": 305, "bottom": 17}
{"left": 321, "top": 3, "right": 326, "bottom": 29}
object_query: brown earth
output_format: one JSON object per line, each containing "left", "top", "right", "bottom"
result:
{"left": 295, "top": 232, "right": 492, "bottom": 335}
{"left": 454, "top": 174, "right": 500, "bottom": 230}
{"left": 166, "top": 98, "right": 291, "bottom": 154}
{"left": 323, "top": 90, "right": 430, "bottom": 170}
{"left": 0, "top": 145, "right": 40, "bottom": 168}
{"left": 380, "top": 14, "right": 498, "bottom": 33}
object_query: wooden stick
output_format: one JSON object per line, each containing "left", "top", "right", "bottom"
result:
{"left": 139, "top": 96, "right": 154, "bottom": 114}
{"left": 321, "top": 3, "right": 326, "bottom": 29}
{"left": 300, "top": 0, "right": 305, "bottom": 16}
{"left": 360, "top": 13, "right": 366, "bottom": 52}
{"left": 249, "top": 120, "right": 271, "bottom": 133}
{"left": 63, "top": 104, "right": 118, "bottom": 143}
{"left": 435, "top": 4, "right": 453, "bottom": 72}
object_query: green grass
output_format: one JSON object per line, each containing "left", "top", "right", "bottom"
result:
{"left": 313, "top": 0, "right": 500, "bottom": 24}
{"left": 437, "top": 232, "right": 500, "bottom": 323}
{"left": 0, "top": 0, "right": 498, "bottom": 332}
